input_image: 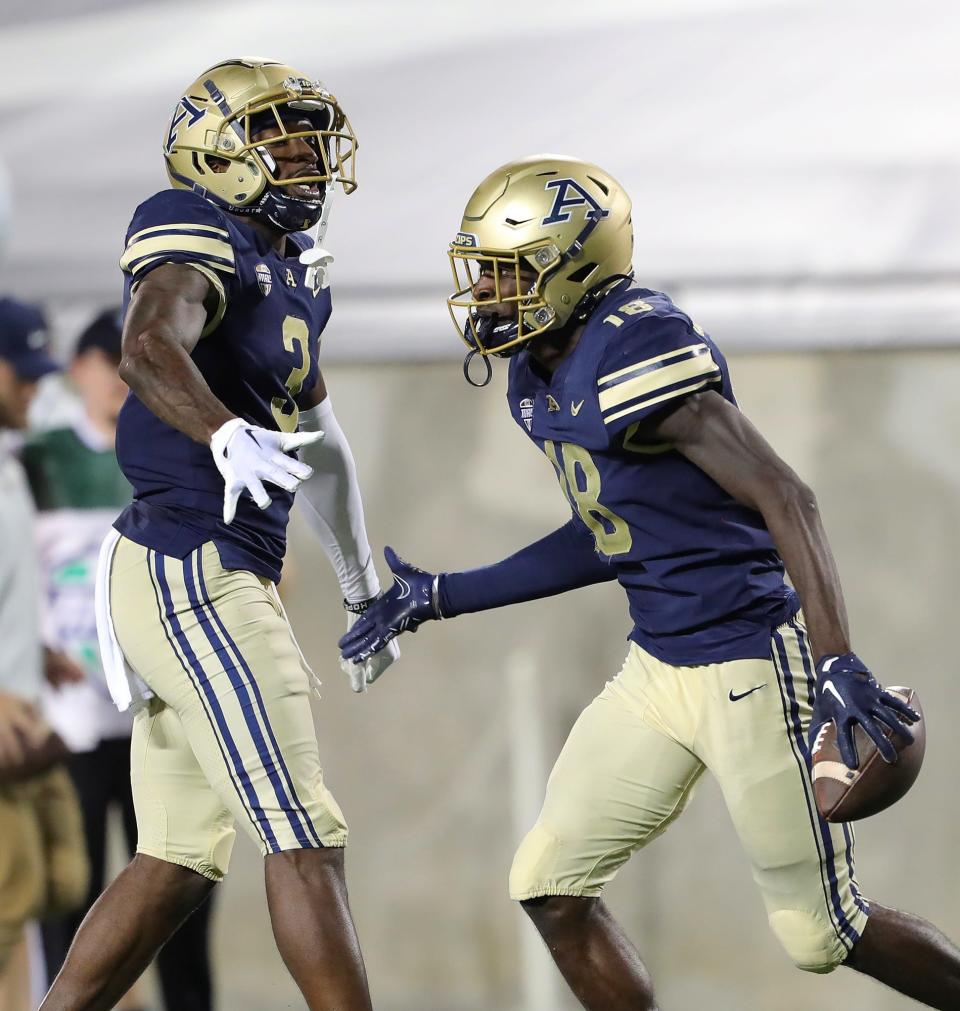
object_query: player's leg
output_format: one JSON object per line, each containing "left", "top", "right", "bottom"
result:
{"left": 43, "top": 538, "right": 235, "bottom": 1009}
{"left": 772, "top": 618, "right": 960, "bottom": 1006}
{"left": 520, "top": 895, "right": 657, "bottom": 1011}
{"left": 41, "top": 853, "right": 215, "bottom": 1011}
{"left": 699, "top": 617, "right": 870, "bottom": 975}
{"left": 41, "top": 699, "right": 223, "bottom": 1011}
{"left": 511, "top": 645, "right": 706, "bottom": 1011}
{"left": 703, "top": 614, "right": 960, "bottom": 1006}
{"left": 844, "top": 903, "right": 960, "bottom": 1007}
{"left": 110, "top": 723, "right": 212, "bottom": 1011}
{"left": 154, "top": 875, "right": 215, "bottom": 1011}
{"left": 137, "top": 541, "right": 370, "bottom": 1010}
{"left": 109, "top": 735, "right": 155, "bottom": 1011}
{"left": 265, "top": 847, "right": 371, "bottom": 1008}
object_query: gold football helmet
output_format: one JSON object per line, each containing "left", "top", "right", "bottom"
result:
{"left": 163, "top": 57, "right": 357, "bottom": 232}
{"left": 448, "top": 155, "right": 633, "bottom": 362}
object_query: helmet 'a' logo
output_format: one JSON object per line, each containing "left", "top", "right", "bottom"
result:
{"left": 165, "top": 95, "right": 206, "bottom": 155}
{"left": 541, "top": 178, "right": 610, "bottom": 226}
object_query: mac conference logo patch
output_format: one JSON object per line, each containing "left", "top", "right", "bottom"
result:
{"left": 255, "top": 263, "right": 272, "bottom": 297}
{"left": 520, "top": 397, "right": 534, "bottom": 431}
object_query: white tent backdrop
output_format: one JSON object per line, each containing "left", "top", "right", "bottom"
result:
{"left": 1, "top": 0, "right": 959, "bottom": 356}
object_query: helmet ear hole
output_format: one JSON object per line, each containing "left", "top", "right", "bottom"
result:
{"left": 202, "top": 153, "right": 230, "bottom": 174}
{"left": 567, "top": 262, "right": 598, "bottom": 285}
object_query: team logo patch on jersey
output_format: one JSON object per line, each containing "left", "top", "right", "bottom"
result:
{"left": 285, "top": 268, "right": 297, "bottom": 288}
{"left": 255, "top": 263, "right": 272, "bottom": 297}
{"left": 546, "top": 394, "right": 560, "bottom": 413}
{"left": 520, "top": 397, "right": 535, "bottom": 431}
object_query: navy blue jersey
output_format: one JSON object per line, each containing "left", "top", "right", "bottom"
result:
{"left": 114, "top": 189, "right": 331, "bottom": 582}
{"left": 507, "top": 282, "right": 797, "bottom": 665}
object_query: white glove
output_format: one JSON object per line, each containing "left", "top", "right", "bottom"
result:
{"left": 210, "top": 418, "right": 323, "bottom": 524}
{"left": 341, "top": 605, "right": 401, "bottom": 692}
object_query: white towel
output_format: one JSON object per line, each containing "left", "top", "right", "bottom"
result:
{"left": 94, "top": 528, "right": 154, "bottom": 712}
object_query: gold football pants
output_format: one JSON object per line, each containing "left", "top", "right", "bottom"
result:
{"left": 110, "top": 536, "right": 347, "bottom": 881}
{"left": 509, "top": 616, "right": 869, "bottom": 973}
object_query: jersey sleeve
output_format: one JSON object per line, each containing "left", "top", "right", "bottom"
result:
{"left": 595, "top": 312, "right": 722, "bottom": 437}
{"left": 119, "top": 190, "right": 237, "bottom": 332}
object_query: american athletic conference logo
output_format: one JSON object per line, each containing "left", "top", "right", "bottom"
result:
{"left": 541, "top": 178, "right": 610, "bottom": 226}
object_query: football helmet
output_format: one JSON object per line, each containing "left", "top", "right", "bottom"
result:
{"left": 163, "top": 57, "right": 358, "bottom": 232}
{"left": 448, "top": 155, "right": 633, "bottom": 362}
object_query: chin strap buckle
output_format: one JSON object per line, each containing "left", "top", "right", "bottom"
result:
{"left": 463, "top": 350, "right": 493, "bottom": 388}
{"left": 299, "top": 246, "right": 334, "bottom": 291}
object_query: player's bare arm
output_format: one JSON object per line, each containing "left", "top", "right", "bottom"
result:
{"left": 119, "top": 262, "right": 232, "bottom": 444}
{"left": 643, "top": 389, "right": 848, "bottom": 659}
{"left": 298, "top": 368, "right": 328, "bottom": 409}
{"left": 640, "top": 389, "right": 919, "bottom": 762}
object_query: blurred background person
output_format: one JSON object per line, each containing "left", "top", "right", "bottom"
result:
{"left": 24, "top": 308, "right": 217, "bottom": 1011}
{"left": 0, "top": 296, "right": 88, "bottom": 1011}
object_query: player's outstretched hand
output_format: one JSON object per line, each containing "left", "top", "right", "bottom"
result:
{"left": 341, "top": 594, "right": 401, "bottom": 693}
{"left": 338, "top": 547, "right": 440, "bottom": 664}
{"left": 210, "top": 418, "right": 323, "bottom": 524}
{"left": 809, "top": 652, "right": 920, "bottom": 769}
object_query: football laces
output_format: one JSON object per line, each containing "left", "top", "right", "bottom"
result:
{"left": 812, "top": 722, "right": 832, "bottom": 756}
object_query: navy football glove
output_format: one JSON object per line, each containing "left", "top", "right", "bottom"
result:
{"left": 809, "top": 652, "right": 919, "bottom": 769}
{"left": 341, "top": 595, "right": 401, "bottom": 693}
{"left": 338, "top": 547, "right": 441, "bottom": 663}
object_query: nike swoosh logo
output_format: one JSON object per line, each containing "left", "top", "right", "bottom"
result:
{"left": 394, "top": 575, "right": 411, "bottom": 600}
{"left": 571, "top": 400, "right": 585, "bottom": 416}
{"left": 822, "top": 680, "right": 846, "bottom": 707}
{"left": 728, "top": 683, "right": 767, "bottom": 702}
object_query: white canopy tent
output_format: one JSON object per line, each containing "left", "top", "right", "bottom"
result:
{"left": 1, "top": 0, "right": 958, "bottom": 356}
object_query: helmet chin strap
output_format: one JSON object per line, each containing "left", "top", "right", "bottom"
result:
{"left": 253, "top": 141, "right": 336, "bottom": 288}
{"left": 299, "top": 187, "right": 335, "bottom": 290}
{"left": 462, "top": 349, "right": 493, "bottom": 388}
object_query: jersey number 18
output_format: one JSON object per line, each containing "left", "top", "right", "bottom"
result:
{"left": 544, "top": 440, "right": 632, "bottom": 556}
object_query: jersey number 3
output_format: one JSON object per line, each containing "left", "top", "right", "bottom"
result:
{"left": 544, "top": 440, "right": 632, "bottom": 556}
{"left": 271, "top": 316, "right": 311, "bottom": 432}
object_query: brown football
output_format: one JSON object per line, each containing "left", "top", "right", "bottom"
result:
{"left": 811, "top": 686, "right": 925, "bottom": 823}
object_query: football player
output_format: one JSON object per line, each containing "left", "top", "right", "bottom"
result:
{"left": 340, "top": 155, "right": 960, "bottom": 1009}
{"left": 41, "top": 59, "right": 395, "bottom": 1011}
